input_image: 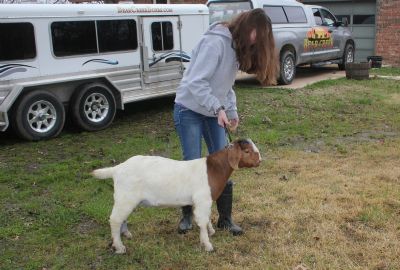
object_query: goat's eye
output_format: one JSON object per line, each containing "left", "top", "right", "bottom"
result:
{"left": 244, "top": 150, "right": 250, "bottom": 153}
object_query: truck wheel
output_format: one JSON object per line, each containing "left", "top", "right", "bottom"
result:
{"left": 338, "top": 43, "right": 354, "bottom": 70}
{"left": 278, "top": 50, "right": 296, "bottom": 85}
{"left": 71, "top": 83, "right": 116, "bottom": 132}
{"left": 12, "top": 90, "right": 65, "bottom": 141}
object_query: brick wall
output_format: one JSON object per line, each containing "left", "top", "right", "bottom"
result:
{"left": 376, "top": 0, "right": 400, "bottom": 67}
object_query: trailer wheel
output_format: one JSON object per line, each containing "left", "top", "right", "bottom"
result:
{"left": 278, "top": 50, "right": 296, "bottom": 85}
{"left": 71, "top": 83, "right": 116, "bottom": 132}
{"left": 338, "top": 43, "right": 354, "bottom": 70}
{"left": 12, "top": 90, "right": 65, "bottom": 141}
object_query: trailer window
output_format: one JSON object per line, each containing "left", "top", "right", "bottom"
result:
{"left": 263, "top": 6, "right": 288, "bottom": 24}
{"left": 0, "top": 23, "right": 36, "bottom": 61}
{"left": 151, "top": 22, "right": 174, "bottom": 51}
{"left": 284, "top": 6, "right": 307, "bottom": 23}
{"left": 51, "top": 21, "right": 97, "bottom": 57}
{"left": 97, "top": 20, "right": 138, "bottom": 53}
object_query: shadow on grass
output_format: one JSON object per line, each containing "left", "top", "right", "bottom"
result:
{"left": 0, "top": 95, "right": 176, "bottom": 146}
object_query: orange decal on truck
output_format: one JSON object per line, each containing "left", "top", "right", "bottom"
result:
{"left": 304, "top": 27, "right": 333, "bottom": 51}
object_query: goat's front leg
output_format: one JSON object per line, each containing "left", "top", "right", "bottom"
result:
{"left": 193, "top": 199, "right": 213, "bottom": 252}
{"left": 208, "top": 221, "right": 215, "bottom": 236}
{"left": 200, "top": 224, "right": 213, "bottom": 252}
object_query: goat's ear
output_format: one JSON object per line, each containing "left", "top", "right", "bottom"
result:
{"left": 228, "top": 143, "right": 241, "bottom": 170}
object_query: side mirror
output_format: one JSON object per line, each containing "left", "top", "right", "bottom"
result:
{"left": 341, "top": 17, "right": 349, "bottom": 27}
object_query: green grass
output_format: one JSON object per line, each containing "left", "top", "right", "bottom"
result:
{"left": 369, "top": 67, "right": 400, "bottom": 76}
{"left": 1, "top": 78, "right": 400, "bottom": 269}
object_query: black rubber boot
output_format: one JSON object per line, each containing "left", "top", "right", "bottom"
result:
{"left": 178, "top": 205, "right": 193, "bottom": 234}
{"left": 216, "top": 180, "right": 243, "bottom": 236}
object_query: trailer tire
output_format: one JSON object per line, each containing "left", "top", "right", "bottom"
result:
{"left": 338, "top": 43, "right": 354, "bottom": 70}
{"left": 12, "top": 90, "right": 65, "bottom": 141}
{"left": 71, "top": 83, "right": 116, "bottom": 132}
{"left": 278, "top": 50, "right": 296, "bottom": 85}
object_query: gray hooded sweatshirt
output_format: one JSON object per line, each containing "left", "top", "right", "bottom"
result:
{"left": 174, "top": 23, "right": 239, "bottom": 120}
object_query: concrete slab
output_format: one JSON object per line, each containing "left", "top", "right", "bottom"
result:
{"left": 236, "top": 65, "right": 346, "bottom": 89}
{"left": 376, "top": 75, "right": 400, "bottom": 80}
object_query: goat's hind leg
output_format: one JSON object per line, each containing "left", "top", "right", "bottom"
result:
{"left": 110, "top": 198, "right": 139, "bottom": 254}
{"left": 121, "top": 220, "right": 132, "bottom": 239}
{"left": 193, "top": 199, "right": 213, "bottom": 252}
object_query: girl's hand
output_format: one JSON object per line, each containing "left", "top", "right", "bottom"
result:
{"left": 217, "top": 110, "right": 230, "bottom": 128}
{"left": 229, "top": 118, "right": 239, "bottom": 131}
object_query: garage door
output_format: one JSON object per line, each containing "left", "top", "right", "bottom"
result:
{"left": 302, "top": 0, "right": 376, "bottom": 62}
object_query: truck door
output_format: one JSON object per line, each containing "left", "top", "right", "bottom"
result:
{"left": 311, "top": 8, "right": 341, "bottom": 61}
{"left": 320, "top": 8, "right": 343, "bottom": 59}
{"left": 140, "top": 16, "right": 184, "bottom": 84}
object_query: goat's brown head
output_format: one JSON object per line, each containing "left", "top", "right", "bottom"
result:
{"left": 227, "top": 139, "right": 262, "bottom": 170}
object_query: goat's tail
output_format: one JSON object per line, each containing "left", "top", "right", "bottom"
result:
{"left": 91, "top": 166, "right": 116, "bottom": 179}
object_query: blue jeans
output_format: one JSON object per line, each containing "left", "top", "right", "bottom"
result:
{"left": 173, "top": 103, "right": 227, "bottom": 160}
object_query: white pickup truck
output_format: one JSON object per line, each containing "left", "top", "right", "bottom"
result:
{"left": 207, "top": 0, "right": 355, "bottom": 84}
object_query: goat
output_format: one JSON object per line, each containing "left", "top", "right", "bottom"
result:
{"left": 91, "top": 139, "right": 261, "bottom": 253}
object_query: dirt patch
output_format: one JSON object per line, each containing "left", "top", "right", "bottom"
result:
{"left": 384, "top": 93, "right": 400, "bottom": 105}
{"left": 340, "top": 221, "right": 369, "bottom": 242}
{"left": 25, "top": 163, "right": 41, "bottom": 173}
{"left": 297, "top": 131, "right": 399, "bottom": 153}
{"left": 76, "top": 217, "right": 101, "bottom": 235}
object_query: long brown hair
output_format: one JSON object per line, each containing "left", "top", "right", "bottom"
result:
{"left": 226, "top": 8, "right": 278, "bottom": 85}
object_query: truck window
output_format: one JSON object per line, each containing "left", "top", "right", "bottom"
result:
{"left": 151, "top": 22, "right": 174, "bottom": 51}
{"left": 208, "top": 1, "right": 252, "bottom": 24}
{"left": 312, "top": 8, "right": 323, "bottom": 26}
{"left": 264, "top": 6, "right": 288, "bottom": 24}
{"left": 320, "top": 9, "right": 337, "bottom": 27}
{"left": 97, "top": 20, "right": 138, "bottom": 53}
{"left": 51, "top": 21, "right": 97, "bottom": 57}
{"left": 284, "top": 6, "right": 307, "bottom": 23}
{"left": 0, "top": 22, "right": 36, "bottom": 61}
{"left": 336, "top": 15, "right": 351, "bottom": 24}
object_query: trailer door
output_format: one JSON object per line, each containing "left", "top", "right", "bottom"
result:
{"left": 141, "top": 16, "right": 184, "bottom": 84}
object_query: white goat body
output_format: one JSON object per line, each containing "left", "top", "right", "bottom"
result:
{"left": 93, "top": 156, "right": 211, "bottom": 207}
{"left": 92, "top": 139, "right": 261, "bottom": 253}
{"left": 93, "top": 155, "right": 215, "bottom": 253}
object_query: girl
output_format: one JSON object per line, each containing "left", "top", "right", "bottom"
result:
{"left": 174, "top": 8, "right": 278, "bottom": 235}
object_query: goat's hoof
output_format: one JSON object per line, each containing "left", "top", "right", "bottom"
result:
{"left": 122, "top": 231, "right": 133, "bottom": 239}
{"left": 209, "top": 229, "right": 216, "bottom": 236}
{"left": 112, "top": 244, "right": 126, "bottom": 254}
{"left": 204, "top": 244, "right": 214, "bottom": 252}
{"left": 178, "top": 228, "right": 190, "bottom": 234}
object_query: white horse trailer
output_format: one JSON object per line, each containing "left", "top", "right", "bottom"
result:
{"left": 0, "top": 4, "right": 209, "bottom": 140}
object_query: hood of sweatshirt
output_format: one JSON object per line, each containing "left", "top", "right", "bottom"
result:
{"left": 204, "top": 22, "right": 233, "bottom": 40}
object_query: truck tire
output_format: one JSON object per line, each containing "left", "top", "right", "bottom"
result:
{"left": 278, "top": 50, "right": 296, "bottom": 85}
{"left": 71, "top": 83, "right": 116, "bottom": 132}
{"left": 338, "top": 43, "right": 354, "bottom": 70}
{"left": 12, "top": 90, "right": 65, "bottom": 141}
